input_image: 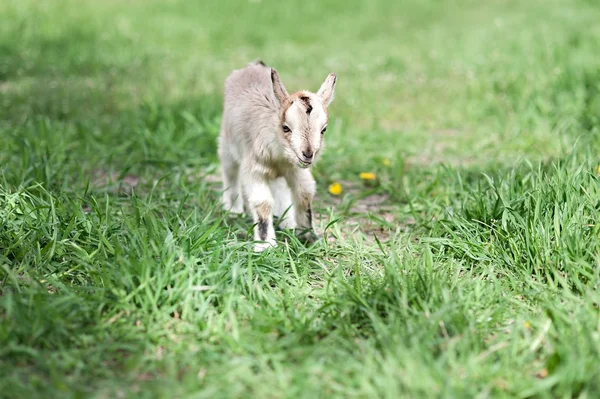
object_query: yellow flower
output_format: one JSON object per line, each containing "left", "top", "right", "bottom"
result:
{"left": 359, "top": 172, "right": 377, "bottom": 180}
{"left": 597, "top": 165, "right": 600, "bottom": 176}
{"left": 328, "top": 182, "right": 343, "bottom": 196}
{"left": 524, "top": 321, "right": 531, "bottom": 330}
{"left": 382, "top": 158, "right": 391, "bottom": 166}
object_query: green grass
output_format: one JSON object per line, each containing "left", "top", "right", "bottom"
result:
{"left": 1, "top": 0, "right": 600, "bottom": 397}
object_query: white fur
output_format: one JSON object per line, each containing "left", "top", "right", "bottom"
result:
{"left": 270, "top": 177, "right": 295, "bottom": 228}
{"left": 218, "top": 61, "right": 336, "bottom": 251}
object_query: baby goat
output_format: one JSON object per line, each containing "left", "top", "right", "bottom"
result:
{"left": 218, "top": 60, "right": 337, "bottom": 251}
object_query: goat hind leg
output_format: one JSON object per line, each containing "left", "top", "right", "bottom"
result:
{"left": 286, "top": 169, "right": 318, "bottom": 244}
{"left": 270, "top": 177, "right": 295, "bottom": 229}
{"left": 219, "top": 151, "right": 244, "bottom": 214}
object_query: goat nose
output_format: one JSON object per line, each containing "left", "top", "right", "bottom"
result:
{"left": 302, "top": 149, "right": 314, "bottom": 159}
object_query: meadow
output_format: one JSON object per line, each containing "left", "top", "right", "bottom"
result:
{"left": 1, "top": 0, "right": 600, "bottom": 397}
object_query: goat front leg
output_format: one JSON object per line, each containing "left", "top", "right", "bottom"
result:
{"left": 242, "top": 171, "right": 276, "bottom": 252}
{"left": 286, "top": 168, "right": 318, "bottom": 244}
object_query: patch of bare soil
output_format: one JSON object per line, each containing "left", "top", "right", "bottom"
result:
{"left": 317, "top": 181, "right": 413, "bottom": 244}
{"left": 90, "top": 169, "right": 140, "bottom": 193}
{"left": 188, "top": 170, "right": 222, "bottom": 189}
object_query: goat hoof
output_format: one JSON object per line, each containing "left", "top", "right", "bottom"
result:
{"left": 223, "top": 205, "right": 244, "bottom": 216}
{"left": 296, "top": 230, "right": 319, "bottom": 246}
{"left": 254, "top": 240, "right": 277, "bottom": 252}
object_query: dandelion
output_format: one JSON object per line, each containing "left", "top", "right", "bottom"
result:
{"left": 359, "top": 172, "right": 377, "bottom": 180}
{"left": 536, "top": 369, "right": 549, "bottom": 379}
{"left": 328, "top": 182, "right": 343, "bottom": 196}
{"left": 382, "top": 158, "right": 390, "bottom": 166}
{"left": 524, "top": 321, "right": 531, "bottom": 329}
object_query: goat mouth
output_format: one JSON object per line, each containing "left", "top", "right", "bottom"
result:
{"left": 297, "top": 157, "right": 313, "bottom": 168}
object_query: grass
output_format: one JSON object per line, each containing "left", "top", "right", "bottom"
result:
{"left": 1, "top": 0, "right": 600, "bottom": 397}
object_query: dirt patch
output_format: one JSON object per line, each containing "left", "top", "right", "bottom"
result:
{"left": 90, "top": 169, "right": 140, "bottom": 193}
{"left": 317, "top": 182, "right": 414, "bottom": 243}
{"left": 189, "top": 170, "right": 222, "bottom": 185}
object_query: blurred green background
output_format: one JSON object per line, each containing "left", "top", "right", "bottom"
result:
{"left": 1, "top": 0, "right": 600, "bottom": 397}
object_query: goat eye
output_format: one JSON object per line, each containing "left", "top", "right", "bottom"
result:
{"left": 321, "top": 126, "right": 327, "bottom": 135}
{"left": 282, "top": 125, "right": 291, "bottom": 133}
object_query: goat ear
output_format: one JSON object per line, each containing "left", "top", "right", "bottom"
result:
{"left": 271, "top": 68, "right": 289, "bottom": 106}
{"left": 317, "top": 73, "right": 336, "bottom": 106}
